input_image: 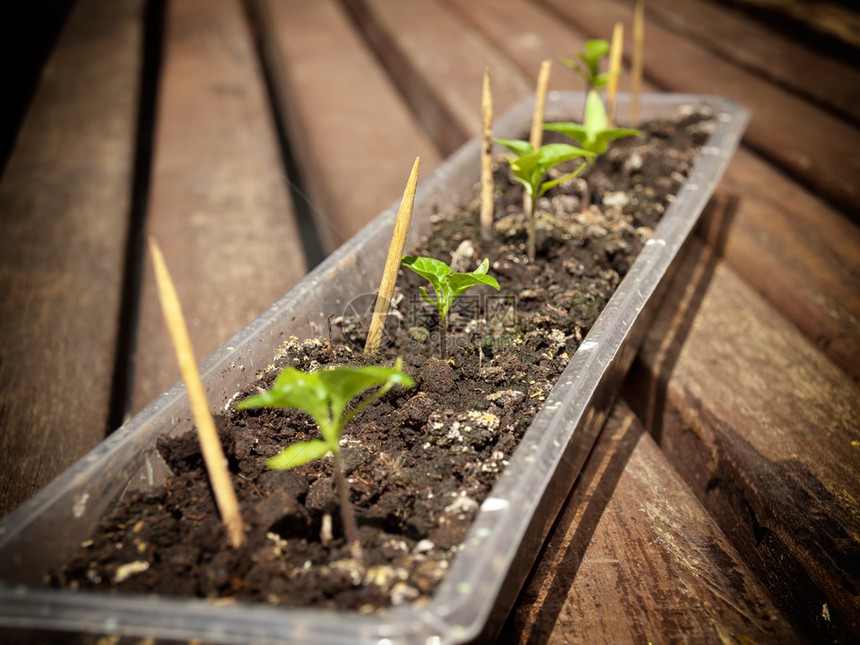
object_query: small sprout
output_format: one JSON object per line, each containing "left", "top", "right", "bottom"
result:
{"left": 401, "top": 256, "right": 500, "bottom": 360}
{"left": 560, "top": 39, "right": 612, "bottom": 91}
{"left": 493, "top": 139, "right": 594, "bottom": 260}
{"left": 544, "top": 89, "right": 640, "bottom": 156}
{"left": 236, "top": 359, "right": 414, "bottom": 562}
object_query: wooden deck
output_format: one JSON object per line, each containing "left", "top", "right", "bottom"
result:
{"left": 0, "top": 0, "right": 858, "bottom": 642}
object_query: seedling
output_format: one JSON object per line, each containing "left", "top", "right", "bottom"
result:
{"left": 493, "top": 139, "right": 594, "bottom": 260}
{"left": 236, "top": 360, "right": 414, "bottom": 562}
{"left": 543, "top": 90, "right": 640, "bottom": 157}
{"left": 561, "top": 39, "right": 611, "bottom": 92}
{"left": 401, "top": 256, "right": 500, "bottom": 360}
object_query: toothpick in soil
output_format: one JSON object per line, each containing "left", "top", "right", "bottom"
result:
{"left": 148, "top": 238, "right": 245, "bottom": 548}
{"left": 632, "top": 3, "right": 645, "bottom": 127}
{"left": 480, "top": 69, "right": 494, "bottom": 242}
{"left": 607, "top": 22, "right": 624, "bottom": 127}
{"left": 525, "top": 59, "right": 552, "bottom": 262}
{"left": 364, "top": 157, "right": 420, "bottom": 354}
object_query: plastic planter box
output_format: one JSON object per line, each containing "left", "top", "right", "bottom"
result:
{"left": 0, "top": 93, "right": 748, "bottom": 644}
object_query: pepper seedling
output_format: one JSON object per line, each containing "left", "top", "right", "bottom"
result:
{"left": 543, "top": 89, "right": 640, "bottom": 157}
{"left": 493, "top": 139, "right": 594, "bottom": 260}
{"left": 401, "top": 256, "right": 500, "bottom": 360}
{"left": 236, "top": 359, "right": 414, "bottom": 563}
{"left": 560, "top": 39, "right": 611, "bottom": 92}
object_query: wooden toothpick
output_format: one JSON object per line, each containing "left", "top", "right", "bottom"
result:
{"left": 148, "top": 238, "right": 245, "bottom": 548}
{"left": 529, "top": 59, "right": 552, "bottom": 151}
{"left": 607, "top": 22, "right": 624, "bottom": 127}
{"left": 525, "top": 60, "right": 552, "bottom": 261}
{"left": 365, "top": 157, "right": 420, "bottom": 354}
{"left": 480, "top": 69, "right": 494, "bottom": 242}
{"left": 632, "top": 3, "right": 645, "bottom": 127}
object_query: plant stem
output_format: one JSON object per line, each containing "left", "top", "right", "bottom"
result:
{"left": 333, "top": 449, "right": 363, "bottom": 563}
{"left": 439, "top": 313, "right": 448, "bottom": 361}
{"left": 527, "top": 199, "right": 536, "bottom": 262}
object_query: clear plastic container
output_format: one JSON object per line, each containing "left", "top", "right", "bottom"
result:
{"left": 0, "top": 93, "right": 748, "bottom": 644}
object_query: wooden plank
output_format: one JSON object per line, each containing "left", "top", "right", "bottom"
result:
{"left": 343, "top": 0, "right": 533, "bottom": 153}
{"left": 0, "top": 0, "right": 143, "bottom": 517}
{"left": 445, "top": 0, "right": 860, "bottom": 382}
{"left": 707, "top": 154, "right": 860, "bottom": 382}
{"left": 443, "top": 0, "right": 582, "bottom": 92}
{"left": 539, "top": 0, "right": 860, "bottom": 217}
{"left": 131, "top": 0, "right": 307, "bottom": 413}
{"left": 727, "top": 0, "right": 860, "bottom": 51}
{"left": 640, "top": 0, "right": 860, "bottom": 124}
{"left": 624, "top": 240, "right": 860, "bottom": 642}
{"left": 505, "top": 402, "right": 799, "bottom": 643}
{"left": 253, "top": 0, "right": 441, "bottom": 253}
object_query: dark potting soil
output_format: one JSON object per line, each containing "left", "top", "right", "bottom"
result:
{"left": 51, "top": 106, "right": 715, "bottom": 612}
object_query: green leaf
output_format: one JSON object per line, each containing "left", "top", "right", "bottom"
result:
{"left": 474, "top": 258, "right": 489, "bottom": 275}
{"left": 545, "top": 95, "right": 637, "bottom": 156}
{"left": 536, "top": 143, "right": 593, "bottom": 167}
{"left": 448, "top": 271, "right": 500, "bottom": 298}
{"left": 594, "top": 128, "right": 641, "bottom": 146}
{"left": 593, "top": 71, "right": 611, "bottom": 89}
{"left": 402, "top": 256, "right": 450, "bottom": 286}
{"left": 584, "top": 39, "right": 610, "bottom": 62}
{"left": 266, "top": 439, "right": 332, "bottom": 470}
{"left": 494, "top": 137, "right": 534, "bottom": 158}
{"left": 539, "top": 161, "right": 588, "bottom": 197}
{"left": 320, "top": 364, "right": 415, "bottom": 421}
{"left": 544, "top": 121, "right": 589, "bottom": 147}
{"left": 583, "top": 90, "right": 608, "bottom": 143}
{"left": 418, "top": 286, "right": 436, "bottom": 307}
{"left": 236, "top": 367, "right": 330, "bottom": 429}
{"left": 339, "top": 358, "right": 414, "bottom": 428}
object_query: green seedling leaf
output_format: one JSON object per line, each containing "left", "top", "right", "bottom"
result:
{"left": 561, "top": 39, "right": 610, "bottom": 89}
{"left": 505, "top": 142, "right": 593, "bottom": 198}
{"left": 265, "top": 439, "right": 331, "bottom": 470}
{"left": 237, "top": 359, "right": 413, "bottom": 468}
{"left": 494, "top": 137, "right": 534, "bottom": 158}
{"left": 236, "top": 367, "right": 329, "bottom": 429}
{"left": 402, "top": 256, "right": 500, "bottom": 359}
{"left": 448, "top": 259, "right": 500, "bottom": 297}
{"left": 584, "top": 38, "right": 610, "bottom": 62}
{"left": 544, "top": 90, "right": 640, "bottom": 156}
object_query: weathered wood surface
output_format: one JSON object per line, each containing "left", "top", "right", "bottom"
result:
{"left": 254, "top": 0, "right": 441, "bottom": 253}
{"left": 0, "top": 0, "right": 143, "bottom": 517}
{"left": 726, "top": 0, "right": 860, "bottom": 51}
{"left": 707, "top": 153, "right": 860, "bottom": 382}
{"left": 539, "top": 0, "right": 860, "bottom": 217}
{"left": 131, "top": 0, "right": 307, "bottom": 414}
{"left": 639, "top": 0, "right": 860, "bottom": 124}
{"left": 344, "top": 0, "right": 532, "bottom": 154}
{"left": 504, "top": 402, "right": 799, "bottom": 644}
{"left": 625, "top": 240, "right": 860, "bottom": 642}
